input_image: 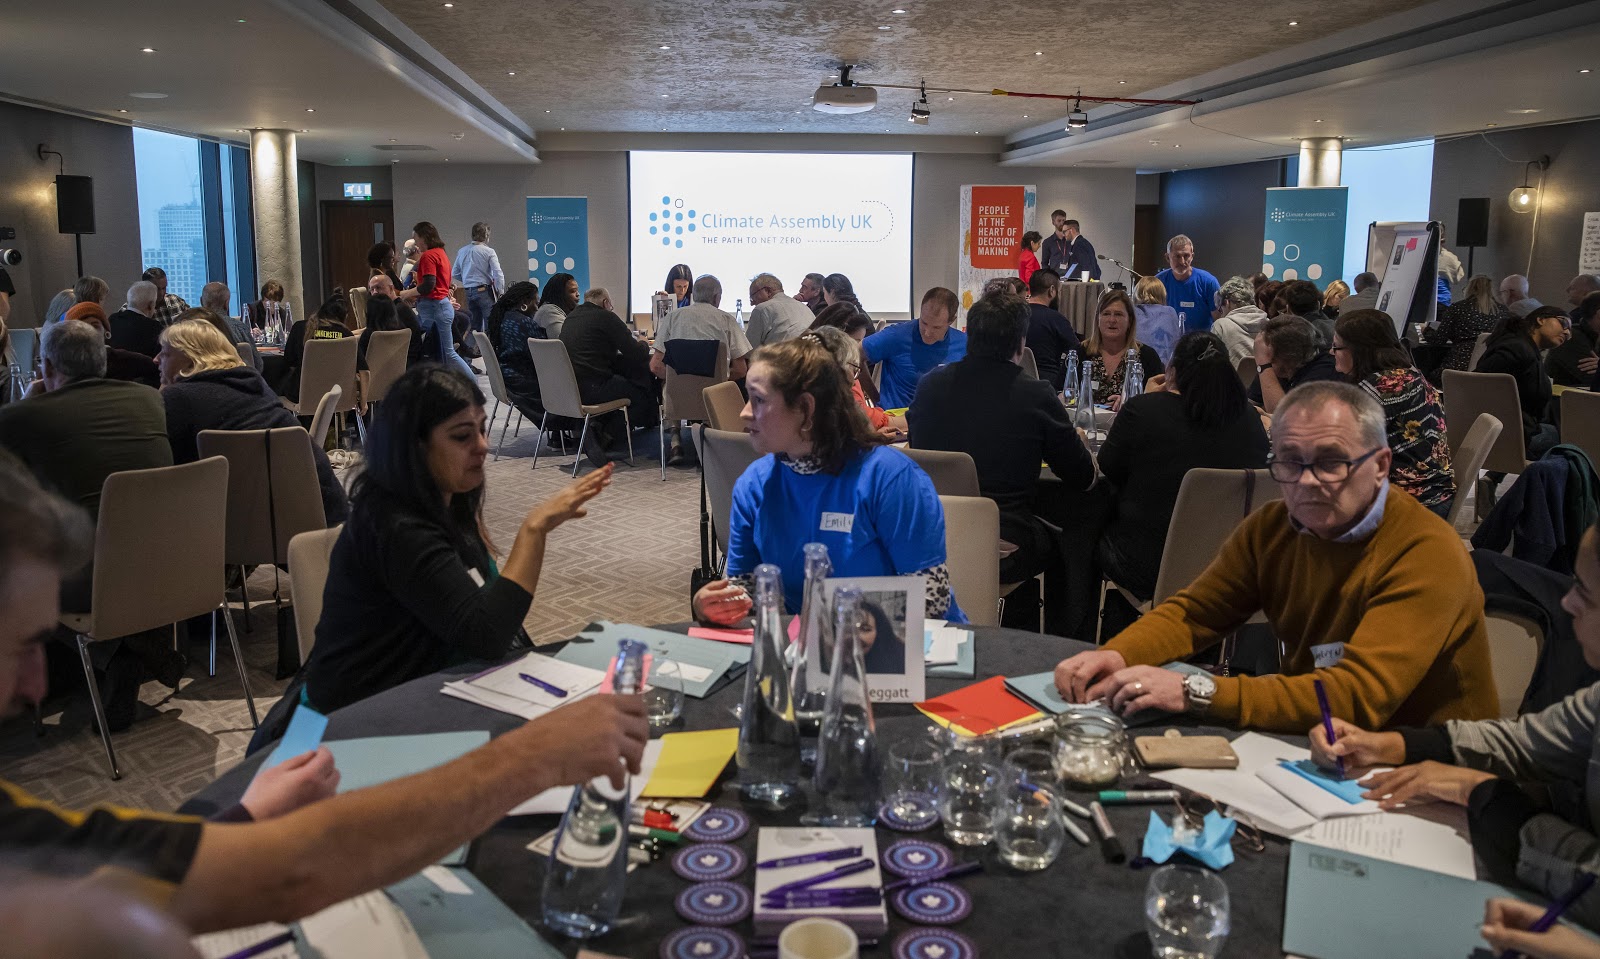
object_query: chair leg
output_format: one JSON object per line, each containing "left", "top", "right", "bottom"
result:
{"left": 573, "top": 415, "right": 591, "bottom": 477}
{"left": 221, "top": 600, "right": 259, "bottom": 728}
{"left": 513, "top": 411, "right": 524, "bottom": 439}
{"left": 660, "top": 418, "right": 668, "bottom": 481}
{"left": 355, "top": 412, "right": 369, "bottom": 447}
{"left": 623, "top": 407, "right": 635, "bottom": 467}
{"left": 495, "top": 404, "right": 511, "bottom": 461}
{"left": 532, "top": 412, "right": 549, "bottom": 470}
{"left": 239, "top": 565, "right": 252, "bottom": 633}
{"left": 209, "top": 610, "right": 218, "bottom": 677}
{"left": 558, "top": 423, "right": 566, "bottom": 454}
{"left": 75, "top": 635, "right": 121, "bottom": 780}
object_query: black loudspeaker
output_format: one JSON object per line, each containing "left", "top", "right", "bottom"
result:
{"left": 55, "top": 175, "right": 95, "bottom": 235}
{"left": 1455, "top": 197, "right": 1490, "bottom": 248}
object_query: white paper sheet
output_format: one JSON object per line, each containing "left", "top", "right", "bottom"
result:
{"left": 192, "top": 923, "right": 294, "bottom": 959}
{"left": 1150, "top": 732, "right": 1319, "bottom": 835}
{"left": 299, "top": 891, "right": 428, "bottom": 959}
{"left": 1257, "top": 761, "right": 1384, "bottom": 820}
{"left": 1295, "top": 805, "right": 1477, "bottom": 880}
{"left": 507, "top": 739, "right": 666, "bottom": 816}
{"left": 466, "top": 653, "right": 605, "bottom": 709}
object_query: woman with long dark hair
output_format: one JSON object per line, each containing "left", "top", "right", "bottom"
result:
{"left": 1475, "top": 305, "right": 1569, "bottom": 459}
{"left": 406, "top": 221, "right": 473, "bottom": 379}
{"left": 281, "top": 293, "right": 356, "bottom": 402}
{"left": 822, "top": 273, "right": 871, "bottom": 321}
{"left": 299, "top": 364, "right": 611, "bottom": 713}
{"left": 532, "top": 273, "right": 578, "bottom": 339}
{"left": 1334, "top": 309, "right": 1454, "bottom": 518}
{"left": 663, "top": 264, "right": 694, "bottom": 308}
{"left": 691, "top": 335, "right": 965, "bottom": 625}
{"left": 357, "top": 293, "right": 424, "bottom": 371}
{"left": 1067, "top": 331, "right": 1269, "bottom": 639}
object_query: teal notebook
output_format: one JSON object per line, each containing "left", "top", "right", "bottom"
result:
{"left": 1004, "top": 671, "right": 1071, "bottom": 713}
{"left": 558, "top": 625, "right": 739, "bottom": 698}
{"left": 928, "top": 629, "right": 976, "bottom": 678}
{"left": 576, "top": 620, "right": 752, "bottom": 666}
{"left": 325, "top": 731, "right": 491, "bottom": 865}
{"left": 383, "top": 868, "right": 563, "bottom": 959}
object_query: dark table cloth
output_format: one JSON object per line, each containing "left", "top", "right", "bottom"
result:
{"left": 183, "top": 627, "right": 1290, "bottom": 957}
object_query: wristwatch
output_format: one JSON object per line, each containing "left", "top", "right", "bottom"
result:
{"left": 1182, "top": 672, "right": 1217, "bottom": 715}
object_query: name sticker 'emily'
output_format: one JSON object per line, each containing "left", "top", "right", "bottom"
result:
{"left": 820, "top": 512, "right": 854, "bottom": 533}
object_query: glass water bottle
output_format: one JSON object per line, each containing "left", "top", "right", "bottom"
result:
{"left": 808, "top": 586, "right": 881, "bottom": 826}
{"left": 790, "top": 544, "right": 831, "bottom": 764}
{"left": 737, "top": 564, "right": 802, "bottom": 806}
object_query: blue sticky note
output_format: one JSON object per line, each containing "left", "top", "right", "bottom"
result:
{"left": 1280, "top": 759, "right": 1367, "bottom": 804}
{"left": 259, "top": 705, "right": 329, "bottom": 774}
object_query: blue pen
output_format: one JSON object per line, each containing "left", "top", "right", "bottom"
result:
{"left": 765, "top": 858, "right": 874, "bottom": 895}
{"left": 1498, "top": 871, "right": 1598, "bottom": 959}
{"left": 757, "top": 846, "right": 863, "bottom": 869}
{"left": 519, "top": 673, "right": 567, "bottom": 698}
{"left": 1314, "top": 679, "right": 1344, "bottom": 779}
{"left": 218, "top": 931, "right": 296, "bottom": 959}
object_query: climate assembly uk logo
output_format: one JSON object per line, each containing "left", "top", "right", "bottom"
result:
{"left": 648, "top": 196, "right": 697, "bottom": 249}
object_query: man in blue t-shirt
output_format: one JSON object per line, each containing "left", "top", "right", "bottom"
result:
{"left": 1155, "top": 234, "right": 1221, "bottom": 334}
{"left": 862, "top": 287, "right": 967, "bottom": 409}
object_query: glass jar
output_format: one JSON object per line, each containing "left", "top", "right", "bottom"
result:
{"left": 1052, "top": 712, "right": 1130, "bottom": 788}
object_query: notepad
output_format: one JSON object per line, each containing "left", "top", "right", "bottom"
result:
{"left": 256, "top": 705, "right": 329, "bottom": 777}
{"left": 556, "top": 633, "right": 738, "bottom": 699}
{"left": 753, "top": 827, "right": 887, "bottom": 938}
{"left": 1003, "top": 671, "right": 1074, "bottom": 714}
{"left": 916, "top": 676, "right": 1042, "bottom": 737}
{"left": 1281, "top": 759, "right": 1370, "bottom": 804}
{"left": 324, "top": 731, "right": 491, "bottom": 866}
{"left": 637, "top": 728, "right": 739, "bottom": 797}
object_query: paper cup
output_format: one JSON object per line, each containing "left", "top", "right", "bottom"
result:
{"left": 778, "top": 917, "right": 860, "bottom": 959}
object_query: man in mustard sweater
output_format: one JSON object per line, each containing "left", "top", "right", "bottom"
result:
{"left": 1055, "top": 381, "right": 1498, "bottom": 733}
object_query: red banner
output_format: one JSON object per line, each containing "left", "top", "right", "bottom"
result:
{"left": 968, "top": 185, "right": 1026, "bottom": 269}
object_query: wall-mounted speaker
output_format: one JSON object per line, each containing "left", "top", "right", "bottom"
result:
{"left": 56, "top": 175, "right": 96, "bottom": 235}
{"left": 1455, "top": 197, "right": 1490, "bottom": 248}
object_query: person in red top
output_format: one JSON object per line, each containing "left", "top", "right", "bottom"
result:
{"left": 1019, "top": 231, "right": 1042, "bottom": 286}
{"left": 402, "top": 221, "right": 473, "bottom": 378}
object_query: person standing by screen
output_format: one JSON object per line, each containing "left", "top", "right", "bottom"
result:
{"left": 452, "top": 222, "right": 505, "bottom": 336}
{"left": 1156, "top": 234, "right": 1221, "bottom": 334}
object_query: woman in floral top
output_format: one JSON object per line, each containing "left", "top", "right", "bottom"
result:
{"left": 1334, "top": 309, "right": 1455, "bottom": 518}
{"left": 1085, "top": 289, "right": 1163, "bottom": 408}
{"left": 1425, "top": 274, "right": 1508, "bottom": 373}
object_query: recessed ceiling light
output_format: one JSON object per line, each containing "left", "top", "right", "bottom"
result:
{"left": 1174, "top": 143, "right": 1181, "bottom": 148}
{"left": 1118, "top": 80, "right": 1126, "bottom": 85}
{"left": 661, "top": 93, "right": 669, "bottom": 97}
{"left": 1314, "top": 119, "right": 1323, "bottom": 123}
{"left": 545, "top": 109, "right": 550, "bottom": 113}
{"left": 947, "top": 96, "right": 954, "bottom": 101}
{"left": 892, "top": 7, "right": 906, "bottom": 12}
{"left": 1288, "top": 20, "right": 1298, "bottom": 25}
{"left": 392, "top": 159, "right": 399, "bottom": 163}
{"left": 1581, "top": 68, "right": 1591, "bottom": 74}
{"left": 508, "top": 71, "right": 515, "bottom": 75}
{"left": 443, "top": 2, "right": 453, "bottom": 7}
{"left": 1022, "top": 115, "right": 1028, "bottom": 118}
{"left": 560, "top": 127, "right": 565, "bottom": 130}
{"left": 1508, "top": 107, "right": 1541, "bottom": 114}
{"left": 974, "top": 130, "right": 979, "bottom": 134}
{"left": 141, "top": 47, "right": 156, "bottom": 53}
{"left": 1485, "top": 123, "right": 1498, "bottom": 127}
{"left": 299, "top": 129, "right": 308, "bottom": 133}
{"left": 389, "top": 138, "right": 397, "bottom": 142}
{"left": 444, "top": 158, "right": 449, "bottom": 162}
{"left": 659, "top": 44, "right": 670, "bottom": 50}
{"left": 305, "top": 108, "right": 315, "bottom": 112}
{"left": 878, "top": 25, "right": 891, "bottom": 30}
{"left": 1034, "top": 51, "right": 1042, "bottom": 56}
{"left": 236, "top": 19, "right": 246, "bottom": 23}
{"left": 129, "top": 92, "right": 167, "bottom": 99}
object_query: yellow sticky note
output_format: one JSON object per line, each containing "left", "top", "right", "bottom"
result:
{"left": 638, "top": 728, "right": 739, "bottom": 798}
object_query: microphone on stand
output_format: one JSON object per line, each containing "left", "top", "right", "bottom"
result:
{"left": 1098, "top": 254, "right": 1144, "bottom": 279}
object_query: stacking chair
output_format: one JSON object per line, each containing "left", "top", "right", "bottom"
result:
{"left": 8, "top": 326, "right": 39, "bottom": 378}
{"left": 1562, "top": 389, "right": 1600, "bottom": 466}
{"left": 695, "top": 427, "right": 761, "bottom": 561}
{"left": 1447, "top": 413, "right": 1504, "bottom": 528}
{"left": 282, "top": 336, "right": 360, "bottom": 447}
{"left": 197, "top": 428, "right": 329, "bottom": 651}
{"left": 1442, "top": 369, "right": 1529, "bottom": 517}
{"left": 63, "top": 457, "right": 254, "bottom": 779}
{"left": 527, "top": 338, "right": 635, "bottom": 476}
{"left": 1466, "top": 333, "right": 1492, "bottom": 374}
{"left": 659, "top": 339, "right": 729, "bottom": 480}
{"left": 288, "top": 525, "right": 342, "bottom": 663}
{"left": 472, "top": 331, "right": 523, "bottom": 459}
{"left": 1019, "top": 347, "right": 1040, "bottom": 381}
{"left": 1236, "top": 355, "right": 1257, "bottom": 387}
{"left": 308, "top": 384, "right": 342, "bottom": 452}
{"left": 939, "top": 495, "right": 1001, "bottom": 627}
{"left": 899, "top": 447, "right": 981, "bottom": 497}
{"left": 347, "top": 287, "right": 369, "bottom": 330}
{"left": 1484, "top": 610, "right": 1544, "bottom": 718}
{"left": 361, "top": 329, "right": 412, "bottom": 408}
{"left": 702, "top": 381, "right": 746, "bottom": 432}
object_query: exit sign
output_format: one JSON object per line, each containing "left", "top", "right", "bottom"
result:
{"left": 344, "top": 182, "right": 373, "bottom": 199}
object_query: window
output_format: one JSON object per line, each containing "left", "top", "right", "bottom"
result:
{"left": 133, "top": 130, "right": 256, "bottom": 312}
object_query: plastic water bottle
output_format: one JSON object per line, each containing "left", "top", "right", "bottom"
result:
{"left": 790, "top": 544, "right": 831, "bottom": 764}
{"left": 807, "top": 586, "right": 881, "bottom": 827}
{"left": 735, "top": 298, "right": 746, "bottom": 330}
{"left": 1063, "top": 350, "right": 1080, "bottom": 407}
{"left": 541, "top": 639, "right": 647, "bottom": 939}
{"left": 737, "top": 564, "right": 802, "bottom": 806}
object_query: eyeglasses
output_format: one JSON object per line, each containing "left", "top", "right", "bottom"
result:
{"left": 1266, "top": 446, "right": 1382, "bottom": 483}
{"left": 1174, "top": 793, "right": 1266, "bottom": 853}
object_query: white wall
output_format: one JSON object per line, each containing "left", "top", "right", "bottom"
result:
{"left": 389, "top": 142, "right": 1135, "bottom": 318}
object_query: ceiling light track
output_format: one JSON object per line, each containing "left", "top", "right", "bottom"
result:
{"left": 870, "top": 81, "right": 1198, "bottom": 109}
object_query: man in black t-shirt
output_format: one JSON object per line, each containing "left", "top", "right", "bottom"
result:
{"left": 1023, "top": 269, "right": 1082, "bottom": 391}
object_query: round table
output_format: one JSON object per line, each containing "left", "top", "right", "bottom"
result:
{"left": 183, "top": 628, "right": 1291, "bottom": 957}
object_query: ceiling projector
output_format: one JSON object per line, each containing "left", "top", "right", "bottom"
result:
{"left": 813, "top": 65, "right": 877, "bottom": 114}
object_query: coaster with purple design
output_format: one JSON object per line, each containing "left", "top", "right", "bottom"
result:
{"left": 659, "top": 926, "right": 744, "bottom": 959}
{"left": 879, "top": 794, "right": 941, "bottom": 832}
{"left": 683, "top": 807, "right": 750, "bottom": 843}
{"left": 880, "top": 838, "right": 954, "bottom": 879}
{"left": 671, "top": 842, "right": 748, "bottom": 882}
{"left": 892, "top": 927, "right": 979, "bottom": 959}
{"left": 890, "top": 882, "right": 973, "bottom": 925}
{"left": 674, "top": 881, "right": 753, "bottom": 926}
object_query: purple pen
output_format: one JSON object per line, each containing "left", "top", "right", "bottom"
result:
{"left": 765, "top": 858, "right": 874, "bottom": 894}
{"left": 763, "top": 891, "right": 883, "bottom": 909}
{"left": 756, "top": 845, "right": 863, "bottom": 869}
{"left": 882, "top": 861, "right": 982, "bottom": 892}
{"left": 519, "top": 673, "right": 567, "bottom": 698}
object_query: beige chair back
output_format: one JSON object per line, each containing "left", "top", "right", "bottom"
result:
{"left": 1019, "top": 347, "right": 1039, "bottom": 380}
{"left": 899, "top": 447, "right": 981, "bottom": 497}
{"left": 8, "top": 326, "right": 39, "bottom": 377}
{"left": 1236, "top": 355, "right": 1257, "bottom": 386}
{"left": 362, "top": 329, "right": 412, "bottom": 404}
{"left": 347, "top": 287, "right": 369, "bottom": 330}
{"left": 1448, "top": 412, "right": 1504, "bottom": 527}
{"left": 288, "top": 525, "right": 342, "bottom": 662}
{"left": 474, "top": 330, "right": 514, "bottom": 407}
{"left": 1442, "top": 369, "right": 1529, "bottom": 475}
{"left": 1152, "top": 468, "right": 1282, "bottom": 604}
{"left": 198, "top": 427, "right": 329, "bottom": 566}
{"left": 234, "top": 342, "right": 254, "bottom": 367}
{"left": 662, "top": 340, "right": 730, "bottom": 424}
{"left": 88, "top": 457, "right": 230, "bottom": 640}
{"left": 294, "top": 335, "right": 359, "bottom": 416}
{"left": 703, "top": 381, "right": 746, "bottom": 432}
{"left": 308, "top": 384, "right": 342, "bottom": 450}
{"left": 939, "top": 495, "right": 1000, "bottom": 627}
{"left": 1484, "top": 610, "right": 1543, "bottom": 718}
{"left": 695, "top": 427, "right": 761, "bottom": 554}
{"left": 527, "top": 338, "right": 587, "bottom": 419}
{"left": 1562, "top": 389, "right": 1600, "bottom": 465}
{"left": 1467, "top": 332, "right": 1491, "bottom": 373}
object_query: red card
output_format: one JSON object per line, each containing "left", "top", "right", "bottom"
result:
{"left": 916, "top": 676, "right": 1039, "bottom": 736}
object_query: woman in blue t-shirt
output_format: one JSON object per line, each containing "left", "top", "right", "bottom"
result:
{"left": 691, "top": 334, "right": 965, "bottom": 625}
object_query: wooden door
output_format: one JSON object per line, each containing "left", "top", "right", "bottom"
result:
{"left": 321, "top": 201, "right": 394, "bottom": 300}
{"left": 1134, "top": 204, "right": 1162, "bottom": 278}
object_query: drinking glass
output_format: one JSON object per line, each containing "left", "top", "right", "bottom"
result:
{"left": 883, "top": 738, "right": 942, "bottom": 828}
{"left": 994, "top": 786, "right": 1066, "bottom": 871}
{"left": 1001, "top": 747, "right": 1058, "bottom": 793}
{"left": 1144, "top": 865, "right": 1230, "bottom": 959}
{"left": 643, "top": 649, "right": 684, "bottom": 729}
{"left": 939, "top": 753, "right": 1001, "bottom": 846}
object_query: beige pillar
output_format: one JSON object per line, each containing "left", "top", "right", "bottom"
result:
{"left": 249, "top": 130, "right": 305, "bottom": 322}
{"left": 1297, "top": 137, "right": 1343, "bottom": 188}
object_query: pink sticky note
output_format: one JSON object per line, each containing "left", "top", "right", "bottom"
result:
{"left": 687, "top": 627, "right": 753, "bottom": 645}
{"left": 788, "top": 615, "right": 801, "bottom": 643}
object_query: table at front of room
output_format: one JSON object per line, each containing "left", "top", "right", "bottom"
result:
{"left": 183, "top": 628, "right": 1294, "bottom": 957}
{"left": 1056, "top": 280, "right": 1106, "bottom": 339}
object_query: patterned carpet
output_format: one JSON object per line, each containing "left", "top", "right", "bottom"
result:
{"left": 0, "top": 405, "right": 703, "bottom": 812}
